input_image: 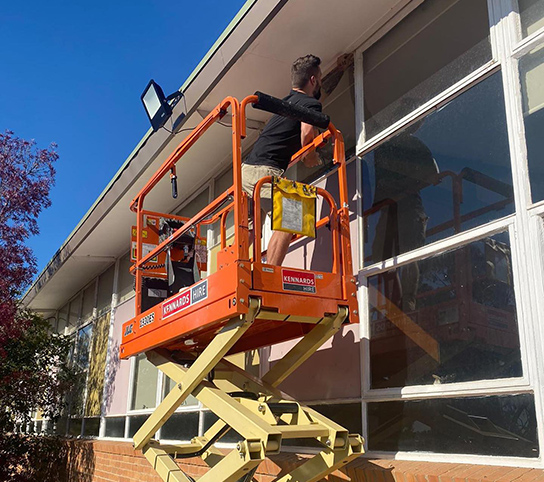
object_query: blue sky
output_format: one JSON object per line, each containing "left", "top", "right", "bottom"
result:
{"left": 0, "top": 0, "right": 247, "bottom": 275}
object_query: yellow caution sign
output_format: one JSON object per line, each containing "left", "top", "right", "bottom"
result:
{"left": 272, "top": 177, "right": 317, "bottom": 237}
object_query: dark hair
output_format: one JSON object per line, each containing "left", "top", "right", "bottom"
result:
{"left": 291, "top": 55, "right": 321, "bottom": 89}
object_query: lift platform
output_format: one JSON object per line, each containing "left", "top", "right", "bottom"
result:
{"left": 120, "top": 93, "right": 364, "bottom": 482}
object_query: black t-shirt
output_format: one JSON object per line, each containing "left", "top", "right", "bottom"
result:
{"left": 245, "top": 90, "right": 322, "bottom": 171}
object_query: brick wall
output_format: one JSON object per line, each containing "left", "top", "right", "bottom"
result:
{"left": 63, "top": 440, "right": 544, "bottom": 482}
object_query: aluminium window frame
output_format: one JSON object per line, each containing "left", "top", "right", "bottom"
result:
{"left": 354, "top": 0, "right": 544, "bottom": 467}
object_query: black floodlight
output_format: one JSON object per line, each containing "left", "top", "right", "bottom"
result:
{"left": 141, "top": 79, "right": 183, "bottom": 132}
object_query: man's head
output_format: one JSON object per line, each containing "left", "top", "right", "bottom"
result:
{"left": 291, "top": 54, "right": 322, "bottom": 100}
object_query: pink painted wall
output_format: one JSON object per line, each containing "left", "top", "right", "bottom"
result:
{"left": 269, "top": 324, "right": 360, "bottom": 401}
{"left": 103, "top": 298, "right": 134, "bottom": 416}
{"left": 272, "top": 161, "right": 361, "bottom": 401}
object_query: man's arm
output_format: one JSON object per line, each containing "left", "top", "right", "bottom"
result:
{"left": 301, "top": 122, "right": 321, "bottom": 167}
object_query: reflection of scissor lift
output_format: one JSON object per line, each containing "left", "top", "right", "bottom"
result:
{"left": 120, "top": 93, "right": 363, "bottom": 482}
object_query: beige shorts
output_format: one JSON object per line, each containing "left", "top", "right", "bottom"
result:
{"left": 241, "top": 163, "right": 284, "bottom": 216}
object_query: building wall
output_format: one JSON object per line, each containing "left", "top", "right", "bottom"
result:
{"left": 33, "top": 0, "right": 544, "bottom": 472}
{"left": 27, "top": 438, "right": 544, "bottom": 482}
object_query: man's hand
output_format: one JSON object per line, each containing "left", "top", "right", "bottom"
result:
{"left": 303, "top": 151, "right": 322, "bottom": 168}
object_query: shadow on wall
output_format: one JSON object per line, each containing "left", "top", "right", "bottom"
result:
{"left": 276, "top": 326, "right": 360, "bottom": 403}
{"left": 0, "top": 434, "right": 95, "bottom": 482}
{"left": 102, "top": 339, "right": 121, "bottom": 414}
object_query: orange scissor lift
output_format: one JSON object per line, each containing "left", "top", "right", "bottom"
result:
{"left": 120, "top": 93, "right": 364, "bottom": 482}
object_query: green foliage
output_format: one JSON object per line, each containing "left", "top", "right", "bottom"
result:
{"left": 0, "top": 309, "right": 76, "bottom": 431}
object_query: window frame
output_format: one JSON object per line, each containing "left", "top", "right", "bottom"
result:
{"left": 354, "top": 0, "right": 544, "bottom": 465}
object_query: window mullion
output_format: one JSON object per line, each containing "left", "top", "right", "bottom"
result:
{"left": 356, "top": 60, "right": 499, "bottom": 158}
{"left": 489, "top": 0, "right": 544, "bottom": 458}
{"left": 361, "top": 215, "right": 514, "bottom": 277}
{"left": 365, "top": 376, "right": 533, "bottom": 401}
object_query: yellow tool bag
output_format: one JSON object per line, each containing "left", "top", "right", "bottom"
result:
{"left": 272, "top": 177, "right": 317, "bottom": 238}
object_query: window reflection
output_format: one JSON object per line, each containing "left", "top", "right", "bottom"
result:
{"left": 519, "top": 0, "right": 544, "bottom": 38}
{"left": 131, "top": 353, "right": 158, "bottom": 410}
{"left": 368, "top": 394, "right": 539, "bottom": 457}
{"left": 363, "top": 0, "right": 492, "bottom": 139}
{"left": 369, "top": 232, "right": 521, "bottom": 388}
{"left": 363, "top": 72, "right": 514, "bottom": 265}
{"left": 519, "top": 44, "right": 544, "bottom": 203}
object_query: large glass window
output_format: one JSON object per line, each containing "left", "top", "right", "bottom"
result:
{"left": 131, "top": 353, "right": 158, "bottom": 410}
{"left": 368, "top": 232, "right": 521, "bottom": 389}
{"left": 363, "top": 0, "right": 492, "bottom": 140}
{"left": 363, "top": 72, "right": 513, "bottom": 265}
{"left": 163, "top": 376, "right": 198, "bottom": 406}
{"left": 519, "top": 44, "right": 544, "bottom": 202}
{"left": 519, "top": 0, "right": 544, "bottom": 38}
{"left": 368, "top": 394, "right": 539, "bottom": 457}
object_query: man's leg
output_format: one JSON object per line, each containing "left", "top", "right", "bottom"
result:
{"left": 267, "top": 230, "right": 292, "bottom": 266}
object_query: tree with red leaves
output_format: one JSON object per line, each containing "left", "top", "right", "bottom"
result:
{"left": 0, "top": 131, "right": 74, "bottom": 432}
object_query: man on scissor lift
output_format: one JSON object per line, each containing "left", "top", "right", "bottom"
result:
{"left": 242, "top": 54, "right": 324, "bottom": 266}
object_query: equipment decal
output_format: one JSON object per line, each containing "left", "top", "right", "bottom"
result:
{"left": 281, "top": 269, "right": 316, "bottom": 294}
{"left": 139, "top": 312, "right": 155, "bottom": 329}
{"left": 162, "top": 280, "right": 208, "bottom": 319}
{"left": 124, "top": 323, "right": 133, "bottom": 337}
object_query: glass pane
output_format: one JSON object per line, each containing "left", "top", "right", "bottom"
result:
{"left": 363, "top": 72, "right": 513, "bottom": 265}
{"left": 74, "top": 324, "right": 93, "bottom": 371}
{"left": 83, "top": 417, "right": 100, "bottom": 437}
{"left": 68, "top": 418, "right": 83, "bottom": 437}
{"left": 131, "top": 353, "right": 158, "bottom": 410}
{"left": 54, "top": 417, "right": 68, "bottom": 436}
{"left": 368, "top": 394, "right": 539, "bottom": 457}
{"left": 160, "top": 412, "right": 199, "bottom": 441}
{"left": 519, "top": 0, "right": 544, "bottom": 38}
{"left": 68, "top": 296, "right": 80, "bottom": 328}
{"left": 105, "top": 417, "right": 125, "bottom": 438}
{"left": 58, "top": 304, "right": 69, "bottom": 334}
{"left": 363, "top": 0, "right": 492, "bottom": 139}
{"left": 97, "top": 265, "right": 115, "bottom": 314}
{"left": 519, "top": 44, "right": 544, "bottom": 202}
{"left": 164, "top": 376, "right": 198, "bottom": 406}
{"left": 128, "top": 415, "right": 149, "bottom": 438}
{"left": 117, "top": 252, "right": 135, "bottom": 303}
{"left": 69, "top": 371, "right": 87, "bottom": 416}
{"left": 368, "top": 232, "right": 521, "bottom": 389}
{"left": 203, "top": 412, "right": 242, "bottom": 444}
{"left": 308, "top": 403, "right": 362, "bottom": 434}
{"left": 81, "top": 283, "right": 95, "bottom": 322}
